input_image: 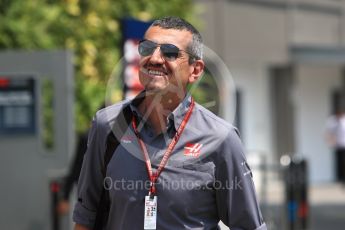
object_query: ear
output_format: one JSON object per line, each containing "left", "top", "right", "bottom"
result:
{"left": 188, "top": 60, "right": 204, "bottom": 83}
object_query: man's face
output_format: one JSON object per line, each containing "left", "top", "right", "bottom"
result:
{"left": 138, "top": 26, "right": 200, "bottom": 96}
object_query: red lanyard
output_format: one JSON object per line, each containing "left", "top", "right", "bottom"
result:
{"left": 132, "top": 98, "right": 195, "bottom": 196}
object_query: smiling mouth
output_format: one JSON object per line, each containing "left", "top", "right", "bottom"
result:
{"left": 141, "top": 68, "right": 168, "bottom": 77}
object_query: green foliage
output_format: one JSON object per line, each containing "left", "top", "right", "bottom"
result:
{"left": 0, "top": 0, "right": 196, "bottom": 133}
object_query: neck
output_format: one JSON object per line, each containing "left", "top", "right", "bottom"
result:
{"left": 138, "top": 91, "right": 186, "bottom": 134}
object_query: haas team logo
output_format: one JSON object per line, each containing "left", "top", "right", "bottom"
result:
{"left": 184, "top": 143, "right": 203, "bottom": 157}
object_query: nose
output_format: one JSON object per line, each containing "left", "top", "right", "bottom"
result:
{"left": 148, "top": 46, "right": 165, "bottom": 64}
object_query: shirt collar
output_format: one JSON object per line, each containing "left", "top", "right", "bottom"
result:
{"left": 168, "top": 94, "right": 193, "bottom": 131}
{"left": 129, "top": 91, "right": 193, "bottom": 132}
{"left": 129, "top": 90, "right": 146, "bottom": 122}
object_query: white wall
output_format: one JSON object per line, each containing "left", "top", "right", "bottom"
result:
{"left": 290, "top": 10, "right": 341, "bottom": 46}
{"left": 199, "top": 1, "right": 288, "bottom": 64}
{"left": 197, "top": 0, "right": 345, "bottom": 183}
{"left": 295, "top": 64, "right": 341, "bottom": 183}
{"left": 229, "top": 62, "right": 274, "bottom": 158}
{"left": 198, "top": 1, "right": 289, "bottom": 159}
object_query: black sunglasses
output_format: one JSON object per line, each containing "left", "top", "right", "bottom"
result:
{"left": 138, "top": 39, "right": 195, "bottom": 61}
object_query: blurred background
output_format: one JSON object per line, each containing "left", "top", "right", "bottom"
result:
{"left": 1, "top": 0, "right": 345, "bottom": 229}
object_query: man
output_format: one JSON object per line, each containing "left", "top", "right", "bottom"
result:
{"left": 73, "top": 16, "right": 266, "bottom": 230}
{"left": 57, "top": 131, "right": 88, "bottom": 215}
{"left": 326, "top": 108, "right": 345, "bottom": 185}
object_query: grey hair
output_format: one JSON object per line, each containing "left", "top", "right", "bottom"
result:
{"left": 151, "top": 16, "right": 203, "bottom": 64}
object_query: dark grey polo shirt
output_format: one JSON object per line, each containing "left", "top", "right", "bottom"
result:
{"left": 73, "top": 93, "right": 267, "bottom": 230}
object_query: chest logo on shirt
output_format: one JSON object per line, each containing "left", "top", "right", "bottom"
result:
{"left": 184, "top": 143, "right": 203, "bottom": 157}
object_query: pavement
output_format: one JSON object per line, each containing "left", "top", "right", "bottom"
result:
{"left": 262, "top": 183, "right": 345, "bottom": 230}
{"left": 306, "top": 183, "right": 345, "bottom": 230}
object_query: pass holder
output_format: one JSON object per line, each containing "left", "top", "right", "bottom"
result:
{"left": 133, "top": 98, "right": 195, "bottom": 230}
{"left": 144, "top": 195, "right": 157, "bottom": 230}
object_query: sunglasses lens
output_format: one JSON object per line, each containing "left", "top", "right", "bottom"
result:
{"left": 138, "top": 40, "right": 157, "bottom": 56}
{"left": 161, "top": 44, "right": 179, "bottom": 60}
{"left": 138, "top": 40, "right": 180, "bottom": 61}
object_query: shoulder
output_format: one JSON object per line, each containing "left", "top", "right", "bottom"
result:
{"left": 95, "top": 100, "right": 131, "bottom": 125}
{"left": 89, "top": 99, "right": 132, "bottom": 138}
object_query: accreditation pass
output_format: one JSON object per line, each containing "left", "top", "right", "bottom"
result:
{"left": 144, "top": 195, "right": 157, "bottom": 229}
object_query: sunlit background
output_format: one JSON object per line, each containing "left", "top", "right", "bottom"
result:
{"left": 1, "top": 0, "right": 345, "bottom": 229}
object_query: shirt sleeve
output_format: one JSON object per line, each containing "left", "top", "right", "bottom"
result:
{"left": 73, "top": 114, "right": 106, "bottom": 229}
{"left": 215, "top": 127, "right": 267, "bottom": 230}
